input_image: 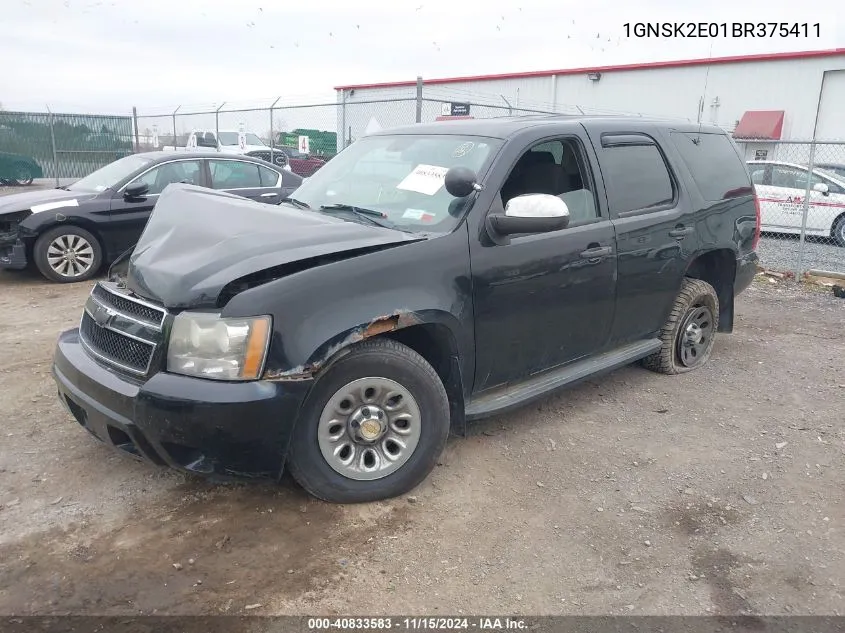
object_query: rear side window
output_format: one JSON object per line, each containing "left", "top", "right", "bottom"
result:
{"left": 671, "top": 132, "right": 753, "bottom": 201}
{"left": 258, "top": 165, "right": 280, "bottom": 186}
{"left": 602, "top": 144, "right": 674, "bottom": 214}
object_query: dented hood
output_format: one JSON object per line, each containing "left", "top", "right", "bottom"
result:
{"left": 0, "top": 188, "right": 98, "bottom": 217}
{"left": 126, "top": 184, "right": 421, "bottom": 309}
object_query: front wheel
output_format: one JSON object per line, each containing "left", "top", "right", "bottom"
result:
{"left": 33, "top": 225, "right": 103, "bottom": 283}
{"left": 642, "top": 278, "right": 719, "bottom": 375}
{"left": 287, "top": 339, "right": 450, "bottom": 503}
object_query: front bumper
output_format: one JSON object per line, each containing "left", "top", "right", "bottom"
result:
{"left": 52, "top": 328, "right": 312, "bottom": 479}
{"left": 0, "top": 240, "right": 27, "bottom": 270}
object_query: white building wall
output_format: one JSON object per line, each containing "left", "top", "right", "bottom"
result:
{"left": 337, "top": 54, "right": 845, "bottom": 149}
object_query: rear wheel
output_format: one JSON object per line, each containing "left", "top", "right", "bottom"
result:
{"left": 12, "top": 163, "right": 34, "bottom": 186}
{"left": 287, "top": 339, "right": 450, "bottom": 503}
{"left": 33, "top": 225, "right": 103, "bottom": 283}
{"left": 832, "top": 215, "right": 845, "bottom": 248}
{"left": 642, "top": 278, "right": 719, "bottom": 375}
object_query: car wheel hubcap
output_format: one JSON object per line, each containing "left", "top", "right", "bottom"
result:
{"left": 318, "top": 377, "right": 421, "bottom": 481}
{"left": 47, "top": 235, "right": 94, "bottom": 277}
{"left": 677, "top": 305, "right": 713, "bottom": 368}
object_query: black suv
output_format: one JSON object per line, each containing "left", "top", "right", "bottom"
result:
{"left": 52, "top": 116, "right": 760, "bottom": 503}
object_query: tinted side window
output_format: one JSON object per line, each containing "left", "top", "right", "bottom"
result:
{"left": 209, "top": 160, "right": 261, "bottom": 189}
{"left": 499, "top": 138, "right": 598, "bottom": 224}
{"left": 770, "top": 165, "right": 825, "bottom": 190}
{"left": 131, "top": 160, "right": 202, "bottom": 195}
{"left": 748, "top": 164, "right": 768, "bottom": 185}
{"left": 258, "top": 165, "right": 280, "bottom": 187}
{"left": 602, "top": 144, "right": 674, "bottom": 215}
{"left": 670, "top": 132, "right": 752, "bottom": 201}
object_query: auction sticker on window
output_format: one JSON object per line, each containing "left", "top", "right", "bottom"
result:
{"left": 397, "top": 164, "right": 449, "bottom": 196}
{"left": 402, "top": 208, "right": 436, "bottom": 222}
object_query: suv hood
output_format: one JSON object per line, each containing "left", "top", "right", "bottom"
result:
{"left": 126, "top": 184, "right": 423, "bottom": 309}
{"left": 0, "top": 188, "right": 97, "bottom": 217}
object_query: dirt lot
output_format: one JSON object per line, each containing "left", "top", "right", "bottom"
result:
{"left": 0, "top": 257, "right": 843, "bottom": 617}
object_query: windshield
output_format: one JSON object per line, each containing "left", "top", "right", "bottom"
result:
{"left": 68, "top": 154, "right": 154, "bottom": 192}
{"left": 218, "top": 132, "right": 266, "bottom": 146}
{"left": 288, "top": 134, "right": 501, "bottom": 233}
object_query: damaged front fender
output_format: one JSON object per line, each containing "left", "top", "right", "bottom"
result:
{"left": 263, "top": 310, "right": 423, "bottom": 382}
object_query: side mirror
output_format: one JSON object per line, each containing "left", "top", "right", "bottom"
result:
{"left": 444, "top": 166, "right": 480, "bottom": 198}
{"left": 487, "top": 194, "right": 570, "bottom": 236}
{"left": 124, "top": 182, "right": 149, "bottom": 199}
{"left": 813, "top": 182, "right": 829, "bottom": 195}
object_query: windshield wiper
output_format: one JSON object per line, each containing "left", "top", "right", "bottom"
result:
{"left": 281, "top": 197, "right": 310, "bottom": 209}
{"left": 319, "top": 203, "right": 394, "bottom": 229}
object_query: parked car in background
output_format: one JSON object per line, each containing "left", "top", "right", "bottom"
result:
{"left": 0, "top": 151, "right": 44, "bottom": 186}
{"left": 52, "top": 116, "right": 759, "bottom": 503}
{"left": 163, "top": 129, "right": 269, "bottom": 156}
{"left": 247, "top": 145, "right": 326, "bottom": 177}
{"left": 747, "top": 160, "right": 845, "bottom": 247}
{"left": 0, "top": 152, "right": 302, "bottom": 282}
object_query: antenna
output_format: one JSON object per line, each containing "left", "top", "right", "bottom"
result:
{"left": 694, "top": 41, "right": 715, "bottom": 145}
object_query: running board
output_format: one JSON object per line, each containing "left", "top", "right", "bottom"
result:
{"left": 465, "top": 339, "right": 662, "bottom": 421}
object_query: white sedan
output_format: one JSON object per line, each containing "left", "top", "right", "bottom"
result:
{"left": 747, "top": 160, "right": 845, "bottom": 247}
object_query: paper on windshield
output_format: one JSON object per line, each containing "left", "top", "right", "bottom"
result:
{"left": 396, "top": 164, "right": 449, "bottom": 196}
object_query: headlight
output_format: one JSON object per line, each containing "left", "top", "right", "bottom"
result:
{"left": 167, "top": 312, "right": 271, "bottom": 381}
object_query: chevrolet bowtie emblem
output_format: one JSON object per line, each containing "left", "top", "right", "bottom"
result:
{"left": 92, "top": 304, "right": 116, "bottom": 327}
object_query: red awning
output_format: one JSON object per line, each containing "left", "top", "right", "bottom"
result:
{"left": 733, "top": 110, "right": 785, "bottom": 140}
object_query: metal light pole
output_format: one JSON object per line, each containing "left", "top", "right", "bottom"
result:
{"left": 172, "top": 105, "right": 181, "bottom": 148}
{"left": 269, "top": 96, "right": 281, "bottom": 163}
{"left": 215, "top": 102, "right": 226, "bottom": 145}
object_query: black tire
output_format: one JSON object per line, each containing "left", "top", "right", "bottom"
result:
{"left": 832, "top": 215, "right": 845, "bottom": 248}
{"left": 287, "top": 339, "right": 450, "bottom": 503}
{"left": 12, "top": 163, "right": 34, "bottom": 186}
{"left": 33, "top": 225, "right": 103, "bottom": 283}
{"left": 642, "top": 278, "right": 719, "bottom": 375}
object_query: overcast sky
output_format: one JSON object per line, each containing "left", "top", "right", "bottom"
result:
{"left": 2, "top": 0, "right": 843, "bottom": 115}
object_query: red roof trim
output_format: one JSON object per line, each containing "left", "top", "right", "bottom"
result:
{"left": 335, "top": 48, "right": 845, "bottom": 91}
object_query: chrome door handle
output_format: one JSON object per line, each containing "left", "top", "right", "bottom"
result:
{"left": 260, "top": 192, "right": 278, "bottom": 198}
{"left": 669, "top": 226, "right": 694, "bottom": 238}
{"left": 580, "top": 246, "right": 612, "bottom": 259}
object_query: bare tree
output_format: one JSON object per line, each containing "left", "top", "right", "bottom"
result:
{"left": 265, "top": 116, "right": 287, "bottom": 142}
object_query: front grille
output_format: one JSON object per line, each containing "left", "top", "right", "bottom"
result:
{"left": 91, "top": 283, "right": 165, "bottom": 328}
{"left": 78, "top": 282, "right": 166, "bottom": 376}
{"left": 80, "top": 312, "right": 155, "bottom": 374}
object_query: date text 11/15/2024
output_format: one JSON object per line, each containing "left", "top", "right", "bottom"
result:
{"left": 624, "top": 22, "right": 821, "bottom": 38}
{"left": 307, "top": 617, "right": 527, "bottom": 630}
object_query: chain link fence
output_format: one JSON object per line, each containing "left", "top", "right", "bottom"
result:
{"left": 0, "top": 110, "right": 133, "bottom": 184}
{"left": 736, "top": 139, "right": 845, "bottom": 278}
{"left": 3, "top": 95, "right": 842, "bottom": 279}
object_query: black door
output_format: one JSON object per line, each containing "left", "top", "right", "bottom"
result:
{"left": 470, "top": 136, "right": 617, "bottom": 392}
{"left": 208, "top": 158, "right": 287, "bottom": 204}
{"left": 108, "top": 158, "right": 205, "bottom": 256}
{"left": 582, "top": 125, "right": 699, "bottom": 346}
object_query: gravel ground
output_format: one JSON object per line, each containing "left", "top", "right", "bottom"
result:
{"left": 0, "top": 265, "right": 842, "bottom": 616}
{"left": 757, "top": 235, "right": 845, "bottom": 275}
